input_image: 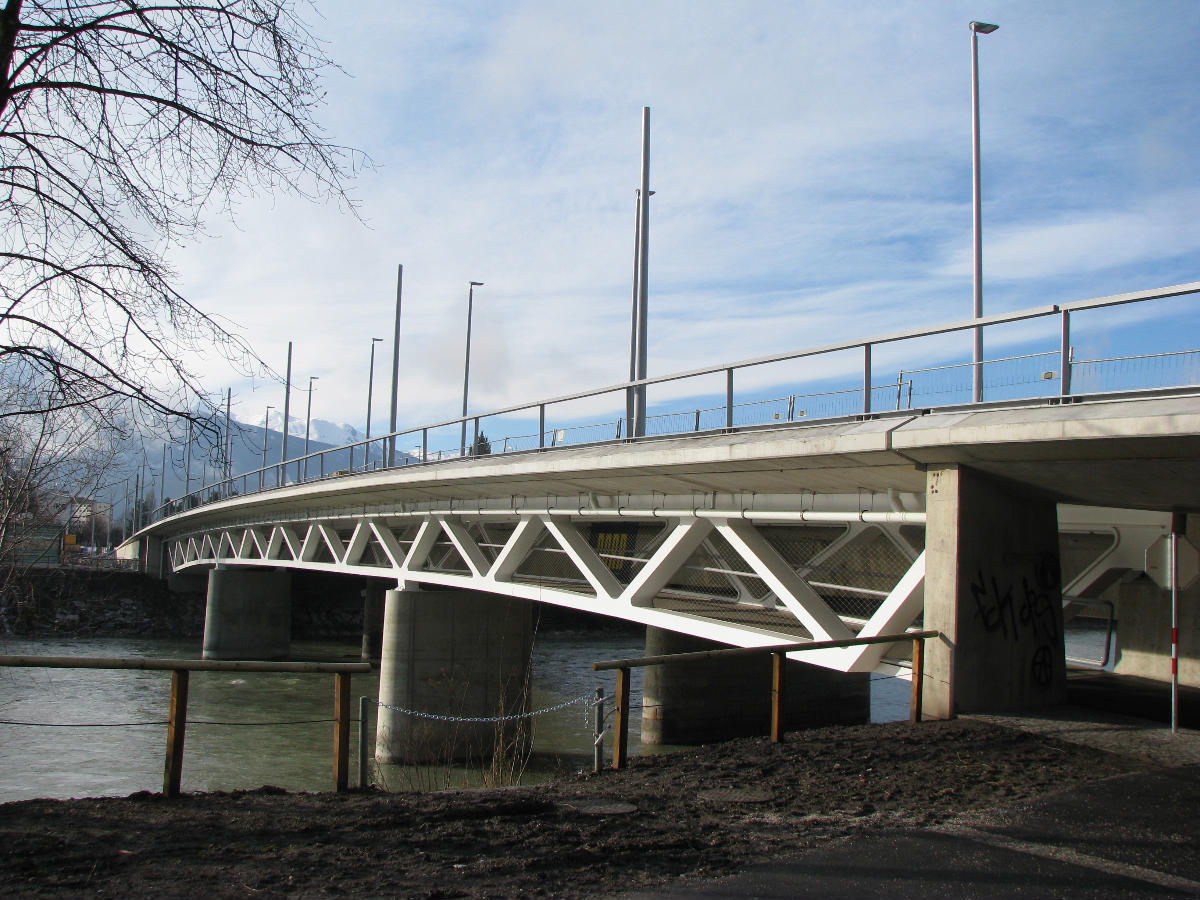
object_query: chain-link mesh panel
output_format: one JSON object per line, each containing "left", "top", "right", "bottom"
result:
{"left": 668, "top": 530, "right": 761, "bottom": 601}
{"left": 803, "top": 526, "right": 914, "bottom": 620}
{"left": 511, "top": 532, "right": 599, "bottom": 595}
{"left": 425, "top": 539, "right": 471, "bottom": 574}
{"left": 471, "top": 520, "right": 517, "bottom": 566}
{"left": 585, "top": 521, "right": 667, "bottom": 585}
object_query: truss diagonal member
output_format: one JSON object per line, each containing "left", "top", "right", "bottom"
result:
{"left": 837, "top": 551, "right": 926, "bottom": 673}
{"left": 343, "top": 522, "right": 370, "bottom": 566}
{"left": 217, "top": 531, "right": 238, "bottom": 560}
{"left": 299, "top": 525, "right": 324, "bottom": 562}
{"left": 438, "top": 516, "right": 490, "bottom": 578}
{"left": 276, "top": 526, "right": 304, "bottom": 561}
{"left": 201, "top": 533, "right": 219, "bottom": 562}
{"left": 623, "top": 518, "right": 714, "bottom": 607}
{"left": 403, "top": 518, "right": 441, "bottom": 571}
{"left": 489, "top": 515, "right": 545, "bottom": 583}
{"left": 245, "top": 528, "right": 269, "bottom": 559}
{"left": 235, "top": 530, "right": 257, "bottom": 559}
{"left": 543, "top": 518, "right": 623, "bottom": 600}
{"left": 715, "top": 519, "right": 852, "bottom": 642}
{"left": 314, "top": 523, "right": 346, "bottom": 562}
{"left": 368, "top": 520, "right": 407, "bottom": 569}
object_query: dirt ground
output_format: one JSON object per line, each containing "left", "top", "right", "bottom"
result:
{"left": 0, "top": 717, "right": 1139, "bottom": 899}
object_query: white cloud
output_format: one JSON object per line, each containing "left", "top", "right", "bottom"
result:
{"left": 165, "top": 0, "right": 1200, "bottom": 445}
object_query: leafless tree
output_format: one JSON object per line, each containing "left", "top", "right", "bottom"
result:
{"left": 0, "top": 360, "right": 125, "bottom": 607}
{"left": 0, "top": 0, "right": 360, "bottom": 427}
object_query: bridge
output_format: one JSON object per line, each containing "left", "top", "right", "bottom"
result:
{"left": 125, "top": 281, "right": 1200, "bottom": 759}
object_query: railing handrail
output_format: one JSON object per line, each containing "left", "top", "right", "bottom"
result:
{"left": 149, "top": 280, "right": 1200, "bottom": 524}
{"left": 0, "top": 655, "right": 373, "bottom": 673}
{"left": 592, "top": 628, "right": 940, "bottom": 670}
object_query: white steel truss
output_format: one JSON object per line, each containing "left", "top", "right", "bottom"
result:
{"left": 171, "top": 508, "right": 927, "bottom": 674}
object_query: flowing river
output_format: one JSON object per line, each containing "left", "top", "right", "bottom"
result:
{"left": 0, "top": 622, "right": 1109, "bottom": 802}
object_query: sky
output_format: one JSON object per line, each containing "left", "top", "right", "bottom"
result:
{"left": 171, "top": 0, "right": 1200, "bottom": 438}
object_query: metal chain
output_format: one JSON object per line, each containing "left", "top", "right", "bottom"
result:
{"left": 373, "top": 691, "right": 597, "bottom": 724}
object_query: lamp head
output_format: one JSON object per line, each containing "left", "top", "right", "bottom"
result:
{"left": 371, "top": 337, "right": 383, "bottom": 343}
{"left": 970, "top": 21, "right": 999, "bottom": 34}
{"left": 470, "top": 281, "right": 484, "bottom": 287}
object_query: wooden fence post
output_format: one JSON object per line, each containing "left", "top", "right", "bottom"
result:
{"left": 164, "top": 669, "right": 189, "bottom": 798}
{"left": 910, "top": 638, "right": 924, "bottom": 723}
{"left": 613, "top": 667, "right": 630, "bottom": 770}
{"left": 333, "top": 672, "right": 351, "bottom": 792}
{"left": 770, "top": 652, "right": 785, "bottom": 742}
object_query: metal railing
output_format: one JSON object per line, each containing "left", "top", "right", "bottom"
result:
{"left": 593, "top": 629, "right": 940, "bottom": 769}
{"left": 150, "top": 281, "right": 1200, "bottom": 525}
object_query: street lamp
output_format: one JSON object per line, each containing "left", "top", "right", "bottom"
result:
{"left": 260, "top": 404, "right": 273, "bottom": 490}
{"left": 460, "top": 281, "right": 484, "bottom": 456}
{"left": 970, "top": 20, "right": 998, "bottom": 404}
{"left": 303, "top": 376, "right": 318, "bottom": 480}
{"left": 365, "top": 337, "right": 383, "bottom": 468}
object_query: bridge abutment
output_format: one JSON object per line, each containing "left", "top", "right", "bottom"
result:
{"left": 201, "top": 567, "right": 292, "bottom": 660}
{"left": 641, "top": 627, "right": 870, "bottom": 744}
{"left": 922, "top": 464, "right": 1067, "bottom": 718}
{"left": 375, "top": 587, "right": 533, "bottom": 764}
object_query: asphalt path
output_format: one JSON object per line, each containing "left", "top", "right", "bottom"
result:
{"left": 620, "top": 714, "right": 1200, "bottom": 900}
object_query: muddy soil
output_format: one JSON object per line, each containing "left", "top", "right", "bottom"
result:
{"left": 0, "top": 718, "right": 1136, "bottom": 899}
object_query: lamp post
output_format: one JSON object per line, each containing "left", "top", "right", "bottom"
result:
{"left": 460, "top": 281, "right": 484, "bottom": 456}
{"left": 279, "top": 341, "right": 293, "bottom": 486}
{"left": 365, "top": 337, "right": 383, "bottom": 468}
{"left": 388, "top": 264, "right": 403, "bottom": 467}
{"left": 970, "top": 20, "right": 998, "bottom": 404}
{"left": 260, "top": 405, "right": 273, "bottom": 490}
{"left": 303, "top": 376, "right": 318, "bottom": 480}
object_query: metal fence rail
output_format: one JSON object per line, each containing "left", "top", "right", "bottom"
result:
{"left": 150, "top": 281, "right": 1200, "bottom": 525}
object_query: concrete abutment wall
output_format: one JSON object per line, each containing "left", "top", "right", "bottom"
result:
{"left": 923, "top": 464, "right": 1066, "bottom": 718}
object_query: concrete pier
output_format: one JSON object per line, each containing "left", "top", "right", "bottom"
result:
{"left": 923, "top": 464, "right": 1066, "bottom": 718}
{"left": 201, "top": 567, "right": 292, "bottom": 660}
{"left": 375, "top": 586, "right": 533, "bottom": 764}
{"left": 641, "top": 627, "right": 870, "bottom": 744}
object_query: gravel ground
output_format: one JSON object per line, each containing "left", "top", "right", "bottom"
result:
{"left": 0, "top": 716, "right": 1154, "bottom": 899}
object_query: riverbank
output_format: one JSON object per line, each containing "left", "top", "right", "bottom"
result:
{"left": 0, "top": 715, "right": 1151, "bottom": 899}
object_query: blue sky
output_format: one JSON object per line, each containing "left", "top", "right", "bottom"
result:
{"left": 172, "top": 0, "right": 1200, "bottom": 435}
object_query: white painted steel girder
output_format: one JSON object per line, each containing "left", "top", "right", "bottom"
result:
{"left": 169, "top": 508, "right": 927, "bottom": 674}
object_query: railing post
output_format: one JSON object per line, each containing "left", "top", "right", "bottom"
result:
{"left": 863, "top": 343, "right": 872, "bottom": 414}
{"left": 538, "top": 404, "right": 546, "bottom": 448}
{"left": 593, "top": 687, "right": 605, "bottom": 774}
{"left": 770, "top": 652, "right": 785, "bottom": 743}
{"left": 164, "top": 668, "right": 189, "bottom": 798}
{"left": 334, "top": 672, "right": 351, "bottom": 792}
{"left": 910, "top": 638, "right": 925, "bottom": 723}
{"left": 473, "top": 416, "right": 480, "bottom": 454}
{"left": 896, "top": 371, "right": 904, "bottom": 410}
{"left": 787, "top": 395, "right": 795, "bottom": 421}
{"left": 1059, "top": 309, "right": 1072, "bottom": 397}
{"left": 421, "top": 428, "right": 428, "bottom": 463}
{"left": 358, "top": 695, "right": 370, "bottom": 790}
{"left": 725, "top": 368, "right": 734, "bottom": 429}
{"left": 694, "top": 409, "right": 701, "bottom": 432}
{"left": 613, "top": 666, "right": 630, "bottom": 770}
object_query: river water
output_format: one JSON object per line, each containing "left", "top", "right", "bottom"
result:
{"left": 0, "top": 622, "right": 1110, "bottom": 802}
